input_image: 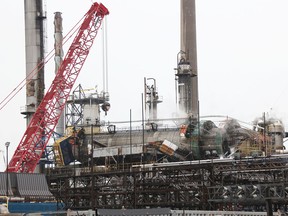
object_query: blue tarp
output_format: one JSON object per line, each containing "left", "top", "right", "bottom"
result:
{"left": 9, "top": 202, "right": 58, "bottom": 214}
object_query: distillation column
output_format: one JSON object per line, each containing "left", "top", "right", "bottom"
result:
{"left": 144, "top": 78, "right": 163, "bottom": 121}
{"left": 22, "top": 0, "right": 46, "bottom": 125}
{"left": 175, "top": 0, "right": 198, "bottom": 118}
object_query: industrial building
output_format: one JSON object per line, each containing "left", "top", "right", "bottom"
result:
{"left": 0, "top": 0, "right": 288, "bottom": 215}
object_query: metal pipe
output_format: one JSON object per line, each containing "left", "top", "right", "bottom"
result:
{"left": 5, "top": 142, "right": 10, "bottom": 198}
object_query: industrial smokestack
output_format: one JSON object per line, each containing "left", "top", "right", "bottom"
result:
{"left": 54, "top": 12, "right": 63, "bottom": 74}
{"left": 22, "top": 0, "right": 46, "bottom": 125}
{"left": 176, "top": 0, "right": 199, "bottom": 119}
{"left": 22, "top": 0, "right": 47, "bottom": 174}
{"left": 54, "top": 12, "right": 64, "bottom": 135}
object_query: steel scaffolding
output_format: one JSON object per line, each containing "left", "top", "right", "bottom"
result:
{"left": 47, "top": 155, "right": 288, "bottom": 211}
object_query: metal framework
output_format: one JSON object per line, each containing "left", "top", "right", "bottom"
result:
{"left": 47, "top": 155, "right": 288, "bottom": 211}
{"left": 8, "top": 3, "right": 109, "bottom": 173}
{"left": 65, "top": 84, "right": 86, "bottom": 127}
{"left": 65, "top": 84, "right": 109, "bottom": 127}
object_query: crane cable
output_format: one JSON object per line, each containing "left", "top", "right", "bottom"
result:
{"left": 102, "top": 16, "right": 108, "bottom": 94}
{"left": 0, "top": 12, "right": 87, "bottom": 111}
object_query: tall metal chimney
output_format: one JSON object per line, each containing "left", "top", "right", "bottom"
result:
{"left": 175, "top": 0, "right": 198, "bottom": 118}
{"left": 22, "top": 0, "right": 46, "bottom": 173}
{"left": 22, "top": 0, "right": 46, "bottom": 125}
{"left": 54, "top": 12, "right": 64, "bottom": 135}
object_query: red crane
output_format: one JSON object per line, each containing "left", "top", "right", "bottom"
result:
{"left": 7, "top": 2, "right": 109, "bottom": 173}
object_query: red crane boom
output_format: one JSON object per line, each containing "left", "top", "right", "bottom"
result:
{"left": 8, "top": 2, "right": 109, "bottom": 173}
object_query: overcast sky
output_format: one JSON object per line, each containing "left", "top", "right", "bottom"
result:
{"left": 0, "top": 0, "right": 288, "bottom": 171}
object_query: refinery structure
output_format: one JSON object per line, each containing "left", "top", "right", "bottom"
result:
{"left": 1, "top": 0, "right": 288, "bottom": 215}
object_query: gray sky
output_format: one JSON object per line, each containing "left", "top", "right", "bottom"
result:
{"left": 1, "top": 0, "right": 288, "bottom": 171}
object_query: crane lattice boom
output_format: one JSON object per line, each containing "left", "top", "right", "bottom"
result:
{"left": 8, "top": 2, "right": 109, "bottom": 173}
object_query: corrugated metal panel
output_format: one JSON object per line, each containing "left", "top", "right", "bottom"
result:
{"left": 15, "top": 173, "right": 54, "bottom": 200}
{"left": 0, "top": 173, "right": 13, "bottom": 196}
